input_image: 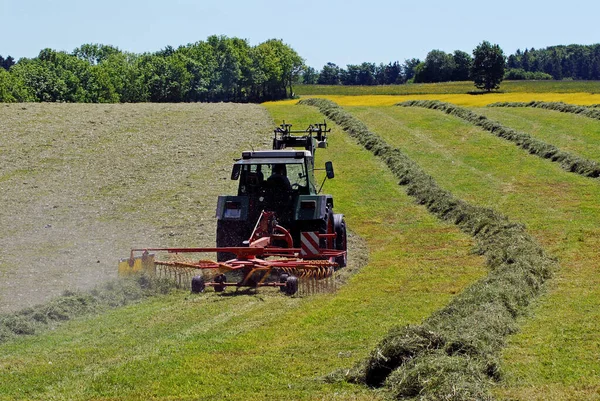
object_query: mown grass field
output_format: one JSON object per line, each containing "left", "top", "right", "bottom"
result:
{"left": 0, "top": 104, "right": 486, "bottom": 400}
{"left": 0, "top": 103, "right": 273, "bottom": 312}
{"left": 476, "top": 106, "right": 600, "bottom": 161}
{"left": 343, "top": 104, "right": 600, "bottom": 400}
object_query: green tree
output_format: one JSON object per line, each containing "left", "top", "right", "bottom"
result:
{"left": 302, "top": 66, "right": 318, "bottom": 84}
{"left": 318, "top": 62, "right": 341, "bottom": 85}
{"left": 73, "top": 44, "right": 120, "bottom": 65}
{"left": 11, "top": 56, "right": 70, "bottom": 101}
{"left": 382, "top": 61, "right": 402, "bottom": 84}
{"left": 137, "top": 53, "right": 191, "bottom": 102}
{"left": 97, "top": 51, "right": 143, "bottom": 102}
{"left": 471, "top": 41, "right": 506, "bottom": 92}
{"left": 0, "top": 68, "right": 33, "bottom": 102}
{"left": 175, "top": 41, "right": 218, "bottom": 102}
{"left": 264, "top": 39, "right": 303, "bottom": 97}
{"left": 452, "top": 50, "right": 472, "bottom": 81}
{"left": 252, "top": 41, "right": 284, "bottom": 100}
{"left": 402, "top": 58, "right": 420, "bottom": 82}
{"left": 414, "top": 50, "right": 455, "bottom": 83}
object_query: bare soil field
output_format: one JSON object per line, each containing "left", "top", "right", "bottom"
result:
{"left": 0, "top": 103, "right": 273, "bottom": 312}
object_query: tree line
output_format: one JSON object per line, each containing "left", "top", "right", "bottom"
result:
{"left": 303, "top": 43, "right": 600, "bottom": 85}
{"left": 507, "top": 44, "right": 600, "bottom": 80}
{"left": 0, "top": 36, "right": 303, "bottom": 103}
{"left": 2, "top": 40, "right": 598, "bottom": 103}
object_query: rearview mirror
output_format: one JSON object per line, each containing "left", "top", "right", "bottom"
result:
{"left": 325, "top": 161, "right": 334, "bottom": 179}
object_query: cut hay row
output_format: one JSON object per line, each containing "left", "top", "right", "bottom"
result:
{"left": 488, "top": 100, "right": 600, "bottom": 120}
{"left": 299, "top": 98, "right": 556, "bottom": 400}
{"left": 0, "top": 275, "right": 176, "bottom": 344}
{"left": 398, "top": 100, "right": 600, "bottom": 178}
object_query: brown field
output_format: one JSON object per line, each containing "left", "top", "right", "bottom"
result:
{"left": 0, "top": 103, "right": 273, "bottom": 312}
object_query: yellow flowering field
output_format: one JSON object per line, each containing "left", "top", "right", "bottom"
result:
{"left": 267, "top": 93, "right": 600, "bottom": 107}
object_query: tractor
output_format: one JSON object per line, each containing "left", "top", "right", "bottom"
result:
{"left": 119, "top": 121, "right": 347, "bottom": 296}
{"left": 216, "top": 121, "right": 347, "bottom": 267}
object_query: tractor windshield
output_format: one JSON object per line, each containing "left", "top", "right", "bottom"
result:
{"left": 263, "top": 163, "right": 306, "bottom": 188}
{"left": 236, "top": 161, "right": 311, "bottom": 195}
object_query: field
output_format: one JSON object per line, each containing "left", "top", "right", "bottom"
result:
{"left": 1, "top": 81, "right": 600, "bottom": 400}
{"left": 0, "top": 101, "right": 486, "bottom": 400}
{"left": 0, "top": 103, "right": 274, "bottom": 312}
{"left": 294, "top": 80, "right": 600, "bottom": 96}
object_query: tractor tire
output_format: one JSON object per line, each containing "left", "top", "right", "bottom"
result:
{"left": 319, "top": 209, "right": 335, "bottom": 249}
{"left": 191, "top": 275, "right": 206, "bottom": 293}
{"left": 285, "top": 275, "right": 299, "bottom": 296}
{"left": 216, "top": 220, "right": 246, "bottom": 262}
{"left": 333, "top": 214, "right": 348, "bottom": 268}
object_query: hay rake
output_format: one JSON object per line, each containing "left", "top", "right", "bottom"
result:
{"left": 119, "top": 211, "right": 346, "bottom": 295}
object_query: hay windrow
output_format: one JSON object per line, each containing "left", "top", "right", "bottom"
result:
{"left": 397, "top": 100, "right": 600, "bottom": 178}
{"left": 0, "top": 274, "right": 177, "bottom": 344}
{"left": 488, "top": 100, "right": 600, "bottom": 121}
{"left": 299, "top": 98, "right": 556, "bottom": 400}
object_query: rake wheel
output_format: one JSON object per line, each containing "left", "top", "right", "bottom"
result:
{"left": 191, "top": 275, "right": 206, "bottom": 293}
{"left": 285, "top": 275, "right": 298, "bottom": 295}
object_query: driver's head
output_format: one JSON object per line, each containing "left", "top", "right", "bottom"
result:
{"left": 273, "top": 164, "right": 286, "bottom": 176}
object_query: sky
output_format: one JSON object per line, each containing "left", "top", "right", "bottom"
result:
{"left": 1, "top": 0, "right": 599, "bottom": 68}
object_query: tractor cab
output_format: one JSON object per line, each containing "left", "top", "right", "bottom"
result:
{"left": 232, "top": 150, "right": 317, "bottom": 196}
{"left": 228, "top": 150, "right": 320, "bottom": 225}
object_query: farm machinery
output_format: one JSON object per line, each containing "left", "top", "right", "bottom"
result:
{"left": 119, "top": 121, "right": 347, "bottom": 295}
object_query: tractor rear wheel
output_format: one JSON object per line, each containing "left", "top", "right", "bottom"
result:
{"left": 319, "top": 209, "right": 335, "bottom": 249}
{"left": 216, "top": 220, "right": 246, "bottom": 262}
{"left": 333, "top": 214, "right": 347, "bottom": 268}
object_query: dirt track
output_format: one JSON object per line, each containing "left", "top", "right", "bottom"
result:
{"left": 0, "top": 103, "right": 273, "bottom": 312}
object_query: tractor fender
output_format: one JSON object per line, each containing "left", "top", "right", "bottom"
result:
{"left": 295, "top": 195, "right": 330, "bottom": 220}
{"left": 216, "top": 195, "right": 249, "bottom": 221}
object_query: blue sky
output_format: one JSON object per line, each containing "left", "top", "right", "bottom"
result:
{"left": 1, "top": 0, "right": 598, "bottom": 68}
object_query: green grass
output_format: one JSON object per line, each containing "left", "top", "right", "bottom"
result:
{"left": 345, "top": 104, "right": 600, "bottom": 400}
{"left": 477, "top": 106, "right": 600, "bottom": 162}
{"left": 294, "top": 80, "right": 600, "bottom": 96}
{"left": 398, "top": 100, "right": 600, "bottom": 178}
{"left": 0, "top": 105, "right": 486, "bottom": 400}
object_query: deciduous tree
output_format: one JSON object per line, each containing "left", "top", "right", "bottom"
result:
{"left": 471, "top": 41, "right": 505, "bottom": 91}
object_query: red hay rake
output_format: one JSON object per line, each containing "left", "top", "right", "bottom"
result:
{"left": 119, "top": 212, "right": 346, "bottom": 295}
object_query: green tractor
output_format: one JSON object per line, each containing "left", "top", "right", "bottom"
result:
{"left": 215, "top": 122, "right": 347, "bottom": 268}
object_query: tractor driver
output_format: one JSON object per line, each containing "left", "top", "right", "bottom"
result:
{"left": 266, "top": 163, "right": 292, "bottom": 192}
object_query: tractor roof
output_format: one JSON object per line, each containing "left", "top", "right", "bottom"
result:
{"left": 237, "top": 150, "right": 312, "bottom": 164}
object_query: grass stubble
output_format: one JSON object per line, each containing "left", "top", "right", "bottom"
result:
{"left": 0, "top": 103, "right": 273, "bottom": 312}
